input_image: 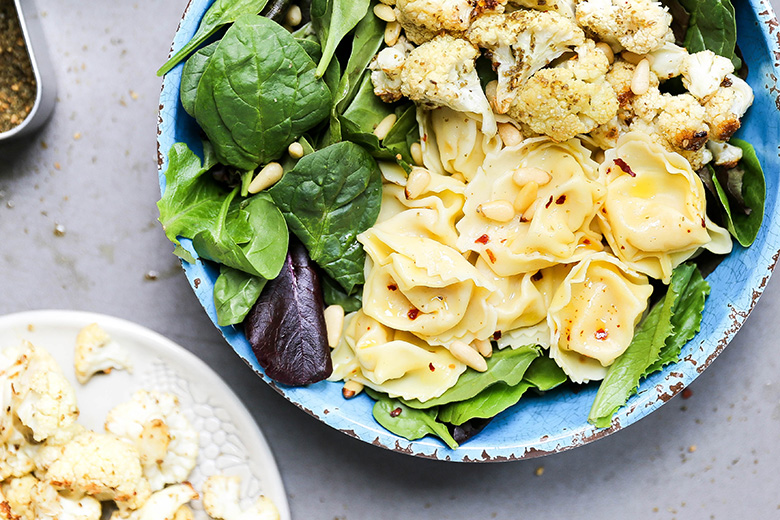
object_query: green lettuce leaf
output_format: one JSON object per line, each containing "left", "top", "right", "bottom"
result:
{"left": 214, "top": 265, "right": 266, "bottom": 326}
{"left": 367, "top": 389, "right": 458, "bottom": 449}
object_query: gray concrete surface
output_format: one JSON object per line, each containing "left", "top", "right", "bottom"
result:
{"left": 1, "top": 2, "right": 778, "bottom": 519}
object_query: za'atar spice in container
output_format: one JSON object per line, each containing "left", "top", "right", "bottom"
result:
{"left": 0, "top": 0, "right": 36, "bottom": 133}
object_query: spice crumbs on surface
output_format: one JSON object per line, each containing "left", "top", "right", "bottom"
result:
{"left": 53, "top": 223, "right": 65, "bottom": 236}
{"left": 144, "top": 270, "right": 159, "bottom": 281}
{"left": 681, "top": 388, "right": 693, "bottom": 399}
{"left": 688, "top": 445, "right": 697, "bottom": 453}
{"left": 534, "top": 466, "right": 544, "bottom": 476}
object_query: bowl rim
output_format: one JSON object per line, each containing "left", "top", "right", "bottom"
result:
{"left": 156, "top": 0, "right": 780, "bottom": 462}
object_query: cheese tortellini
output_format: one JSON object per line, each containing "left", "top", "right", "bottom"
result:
{"left": 598, "top": 132, "right": 732, "bottom": 282}
{"left": 456, "top": 137, "right": 605, "bottom": 276}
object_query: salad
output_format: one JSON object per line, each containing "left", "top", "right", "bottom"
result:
{"left": 157, "top": 0, "right": 766, "bottom": 448}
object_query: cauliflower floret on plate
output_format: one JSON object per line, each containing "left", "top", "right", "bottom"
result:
{"left": 629, "top": 118, "right": 713, "bottom": 169}
{"left": 394, "top": 0, "right": 507, "bottom": 44}
{"left": 44, "top": 430, "right": 152, "bottom": 513}
{"left": 703, "top": 74, "right": 754, "bottom": 142}
{"left": 203, "top": 475, "right": 280, "bottom": 520}
{"left": 647, "top": 41, "right": 689, "bottom": 80}
{"left": 369, "top": 36, "right": 415, "bottom": 103}
{"left": 108, "top": 483, "right": 198, "bottom": 520}
{"left": 31, "top": 480, "right": 102, "bottom": 520}
{"left": 74, "top": 323, "right": 133, "bottom": 385}
{"left": 2, "top": 475, "right": 37, "bottom": 520}
{"left": 680, "top": 50, "right": 735, "bottom": 100}
{"left": 105, "top": 390, "right": 198, "bottom": 492}
{"left": 399, "top": 34, "right": 497, "bottom": 135}
{"left": 510, "top": 0, "right": 576, "bottom": 19}
{"left": 467, "top": 9, "right": 585, "bottom": 113}
{"left": 576, "top": 0, "right": 672, "bottom": 54}
{"left": 707, "top": 140, "right": 743, "bottom": 168}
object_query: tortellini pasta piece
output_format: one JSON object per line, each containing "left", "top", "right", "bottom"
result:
{"left": 329, "top": 311, "right": 467, "bottom": 402}
{"left": 358, "top": 228, "right": 498, "bottom": 347}
{"left": 419, "top": 107, "right": 501, "bottom": 182}
{"left": 597, "top": 132, "right": 732, "bottom": 282}
{"left": 457, "top": 137, "right": 605, "bottom": 276}
{"left": 547, "top": 252, "right": 653, "bottom": 383}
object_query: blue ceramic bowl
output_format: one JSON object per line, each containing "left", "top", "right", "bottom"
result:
{"left": 157, "top": 0, "right": 780, "bottom": 461}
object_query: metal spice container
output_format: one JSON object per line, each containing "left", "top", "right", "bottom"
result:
{"left": 0, "top": 0, "right": 55, "bottom": 141}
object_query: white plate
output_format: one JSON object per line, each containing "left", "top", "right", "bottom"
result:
{"left": 0, "top": 310, "right": 290, "bottom": 520}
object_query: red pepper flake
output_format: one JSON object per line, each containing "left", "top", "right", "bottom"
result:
{"left": 681, "top": 388, "right": 693, "bottom": 399}
{"left": 594, "top": 328, "right": 608, "bottom": 340}
{"left": 486, "top": 249, "right": 497, "bottom": 263}
{"left": 390, "top": 407, "right": 402, "bottom": 417}
{"left": 614, "top": 158, "right": 636, "bottom": 177}
{"left": 429, "top": 363, "right": 436, "bottom": 372}
{"left": 545, "top": 195, "right": 554, "bottom": 208}
{"left": 387, "top": 284, "right": 398, "bottom": 291}
{"left": 531, "top": 270, "right": 543, "bottom": 282}
{"left": 583, "top": 239, "right": 591, "bottom": 245}
{"left": 407, "top": 308, "right": 420, "bottom": 320}
{"left": 492, "top": 330, "right": 502, "bottom": 340}
{"left": 555, "top": 195, "right": 567, "bottom": 205}
{"left": 475, "top": 233, "right": 490, "bottom": 245}
{"left": 701, "top": 217, "right": 706, "bottom": 228}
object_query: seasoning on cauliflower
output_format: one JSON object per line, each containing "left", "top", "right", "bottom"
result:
{"left": 703, "top": 74, "right": 754, "bottom": 142}
{"left": 394, "top": 0, "right": 507, "bottom": 44}
{"left": 647, "top": 42, "right": 688, "bottom": 80}
{"left": 105, "top": 390, "right": 198, "bottom": 492}
{"left": 680, "top": 50, "right": 735, "bottom": 100}
{"left": 45, "top": 430, "right": 152, "bottom": 514}
{"left": 202, "top": 475, "right": 280, "bottom": 520}
{"left": 74, "top": 323, "right": 133, "bottom": 385}
{"left": 32, "top": 423, "right": 87, "bottom": 479}
{"left": 399, "top": 34, "right": 497, "bottom": 135}
{"left": 1, "top": 476, "right": 37, "bottom": 520}
{"left": 369, "top": 36, "right": 415, "bottom": 103}
{"left": 0, "top": 425, "right": 36, "bottom": 481}
{"left": 707, "top": 140, "right": 743, "bottom": 169}
{"left": 108, "top": 483, "right": 198, "bottom": 520}
{"left": 467, "top": 9, "right": 585, "bottom": 113}
{"left": 510, "top": 0, "right": 576, "bottom": 19}
{"left": 629, "top": 118, "right": 713, "bottom": 169}
{"left": 31, "top": 480, "right": 101, "bottom": 520}
{"left": 575, "top": 0, "right": 672, "bottom": 55}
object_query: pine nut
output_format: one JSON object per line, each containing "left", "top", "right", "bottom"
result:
{"left": 285, "top": 5, "right": 302, "bottom": 26}
{"left": 620, "top": 51, "right": 643, "bottom": 65}
{"left": 373, "top": 113, "right": 397, "bottom": 140}
{"left": 384, "top": 21, "right": 401, "bottom": 46}
{"left": 342, "top": 380, "right": 364, "bottom": 399}
{"left": 405, "top": 167, "right": 431, "bottom": 200}
{"left": 373, "top": 4, "right": 396, "bottom": 22}
{"left": 512, "top": 167, "right": 551, "bottom": 187}
{"left": 497, "top": 122, "right": 523, "bottom": 147}
{"left": 410, "top": 142, "right": 423, "bottom": 166}
{"left": 513, "top": 181, "right": 538, "bottom": 214}
{"left": 450, "top": 341, "right": 488, "bottom": 372}
{"left": 477, "top": 200, "right": 515, "bottom": 223}
{"left": 485, "top": 80, "right": 499, "bottom": 111}
{"left": 595, "top": 42, "right": 614, "bottom": 64}
{"left": 324, "top": 305, "right": 345, "bottom": 348}
{"left": 288, "top": 142, "right": 304, "bottom": 159}
{"left": 523, "top": 200, "right": 539, "bottom": 221}
{"left": 473, "top": 338, "right": 492, "bottom": 358}
{"left": 631, "top": 59, "right": 650, "bottom": 96}
{"left": 248, "top": 162, "right": 284, "bottom": 194}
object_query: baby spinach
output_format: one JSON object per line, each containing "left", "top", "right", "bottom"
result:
{"left": 402, "top": 346, "right": 541, "bottom": 409}
{"left": 194, "top": 15, "right": 331, "bottom": 170}
{"left": 244, "top": 236, "right": 333, "bottom": 386}
{"left": 310, "top": 0, "right": 371, "bottom": 78}
{"left": 180, "top": 41, "right": 219, "bottom": 117}
{"left": 710, "top": 139, "right": 765, "bottom": 247}
{"left": 214, "top": 265, "right": 267, "bottom": 326}
{"left": 588, "top": 264, "right": 709, "bottom": 427}
{"left": 158, "top": 0, "right": 270, "bottom": 76}
{"left": 268, "top": 141, "right": 382, "bottom": 293}
{"left": 333, "top": 9, "right": 386, "bottom": 113}
{"left": 523, "top": 355, "right": 569, "bottom": 391}
{"left": 321, "top": 274, "right": 362, "bottom": 313}
{"left": 679, "top": 0, "right": 741, "bottom": 70}
{"left": 366, "top": 389, "right": 459, "bottom": 449}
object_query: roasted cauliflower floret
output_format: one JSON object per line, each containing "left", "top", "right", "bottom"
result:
{"left": 31, "top": 481, "right": 101, "bottom": 520}
{"left": 45, "top": 430, "right": 152, "bottom": 513}
{"left": 0, "top": 424, "right": 37, "bottom": 481}
{"left": 1, "top": 475, "right": 37, "bottom": 520}
{"left": 105, "top": 390, "right": 198, "bottom": 492}
{"left": 510, "top": 0, "right": 576, "bottom": 19}
{"left": 707, "top": 140, "right": 743, "bottom": 168}
{"left": 589, "top": 115, "right": 630, "bottom": 149}
{"left": 399, "top": 34, "right": 497, "bottom": 134}
{"left": 467, "top": 9, "right": 584, "bottom": 113}
{"left": 74, "top": 323, "right": 133, "bottom": 385}
{"left": 648, "top": 41, "right": 688, "bottom": 80}
{"left": 203, "top": 475, "right": 280, "bottom": 520}
{"left": 576, "top": 0, "right": 672, "bottom": 54}
{"left": 681, "top": 50, "right": 735, "bottom": 100}
{"left": 703, "top": 74, "right": 754, "bottom": 141}
{"left": 629, "top": 118, "right": 713, "bottom": 169}
{"left": 604, "top": 58, "right": 660, "bottom": 108}
{"left": 369, "top": 36, "right": 415, "bottom": 103}
{"left": 394, "top": 0, "right": 506, "bottom": 44}
{"left": 109, "top": 483, "right": 198, "bottom": 520}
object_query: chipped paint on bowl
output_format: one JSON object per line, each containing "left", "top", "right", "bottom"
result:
{"left": 157, "top": 0, "right": 780, "bottom": 462}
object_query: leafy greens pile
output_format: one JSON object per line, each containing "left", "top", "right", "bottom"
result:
{"left": 157, "top": 0, "right": 766, "bottom": 448}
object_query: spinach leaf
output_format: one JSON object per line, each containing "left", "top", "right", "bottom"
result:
{"left": 523, "top": 355, "right": 568, "bottom": 392}
{"left": 366, "top": 389, "right": 458, "bottom": 449}
{"left": 192, "top": 190, "right": 289, "bottom": 279}
{"left": 180, "top": 41, "right": 219, "bottom": 117}
{"left": 679, "top": 0, "right": 741, "bottom": 70}
{"left": 194, "top": 15, "right": 331, "bottom": 170}
{"left": 296, "top": 38, "right": 322, "bottom": 62}
{"left": 438, "top": 381, "right": 533, "bottom": 426}
{"left": 157, "top": 142, "right": 222, "bottom": 257}
{"left": 214, "top": 265, "right": 267, "bottom": 326}
{"left": 310, "top": 0, "right": 371, "bottom": 78}
{"left": 710, "top": 139, "right": 765, "bottom": 247}
{"left": 268, "top": 141, "right": 382, "bottom": 294}
{"left": 244, "top": 236, "right": 333, "bottom": 386}
{"left": 402, "top": 346, "right": 541, "bottom": 409}
{"left": 334, "top": 9, "right": 386, "bottom": 113}
{"left": 321, "top": 274, "right": 362, "bottom": 313}
{"left": 588, "top": 264, "right": 708, "bottom": 427}
{"left": 157, "top": 0, "right": 270, "bottom": 76}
